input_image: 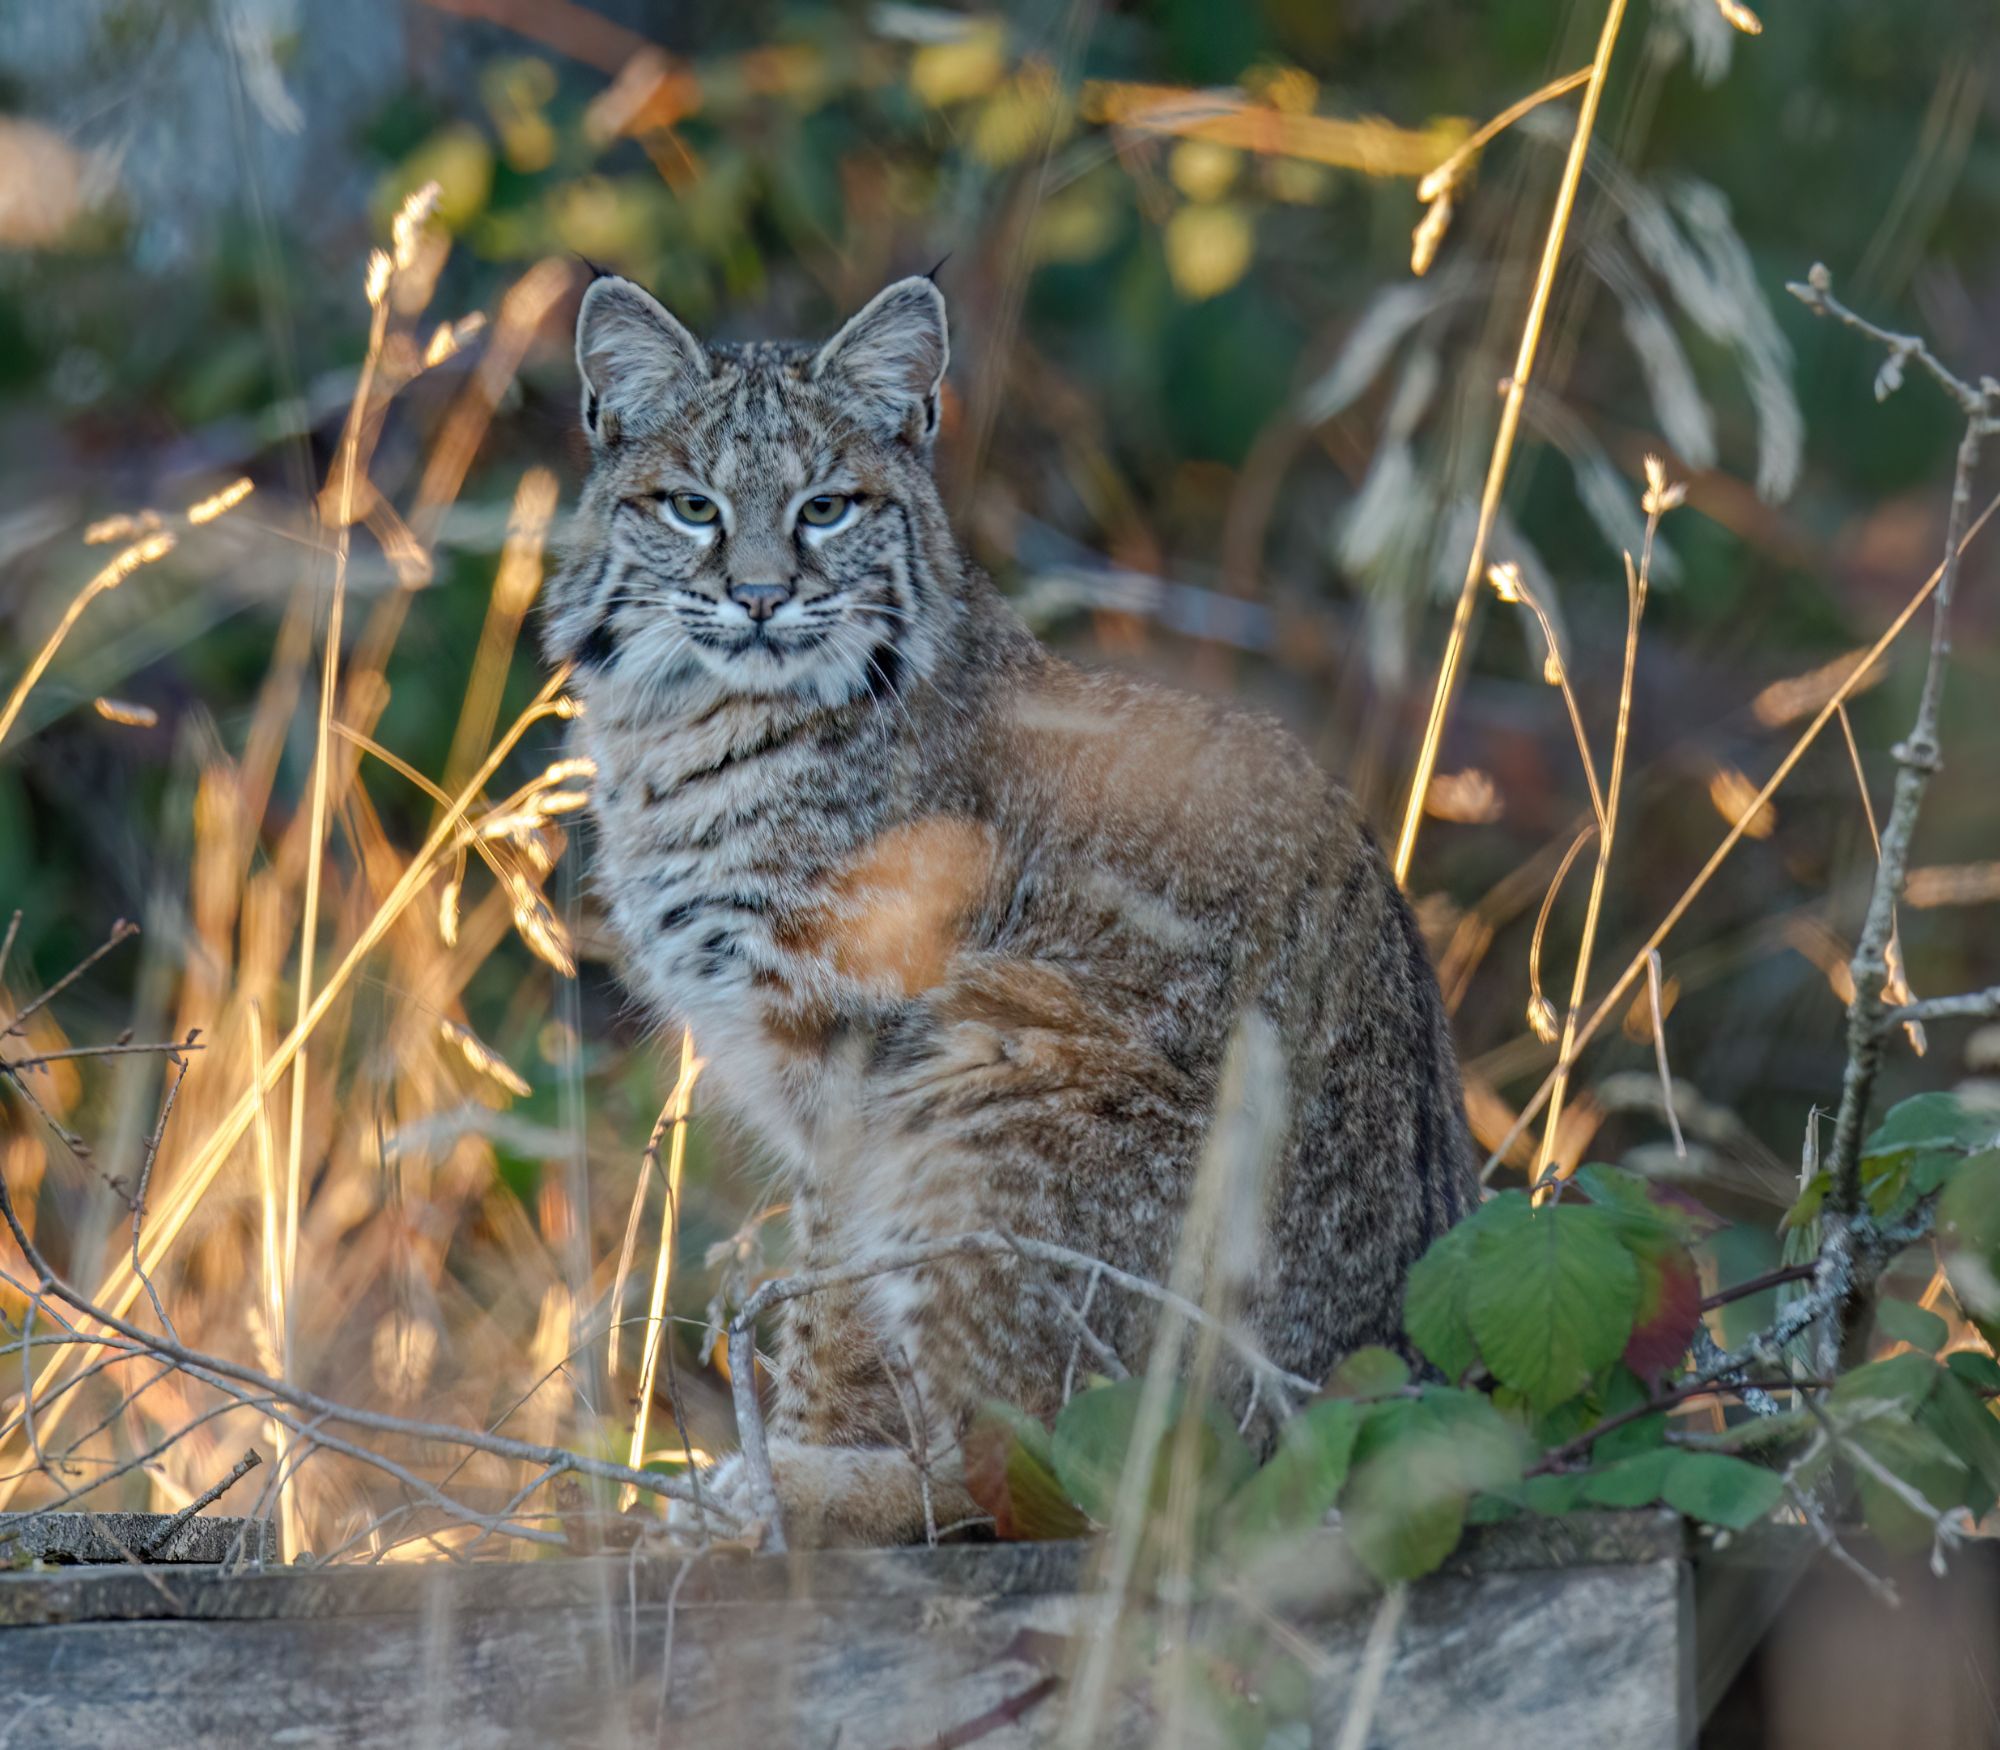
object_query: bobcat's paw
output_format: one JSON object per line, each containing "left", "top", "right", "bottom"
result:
{"left": 663, "top": 1453, "right": 768, "bottom": 1546}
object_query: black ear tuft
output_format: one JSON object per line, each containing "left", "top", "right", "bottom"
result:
{"left": 924, "top": 254, "right": 952, "bottom": 284}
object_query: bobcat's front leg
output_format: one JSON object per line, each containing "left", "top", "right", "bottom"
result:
{"left": 671, "top": 1214, "right": 978, "bottom": 1547}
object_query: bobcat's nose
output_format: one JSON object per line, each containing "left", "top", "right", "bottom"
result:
{"left": 729, "top": 582, "right": 794, "bottom": 623}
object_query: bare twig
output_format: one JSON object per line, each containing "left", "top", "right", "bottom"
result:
{"left": 2, "top": 919, "right": 139, "bottom": 1038}
{"left": 1700, "top": 1261, "right": 1818, "bottom": 1312}
{"left": 725, "top": 1321, "right": 784, "bottom": 1551}
{"left": 731, "top": 1230, "right": 1315, "bottom": 1401}
{"left": 130, "top": 1034, "right": 198, "bottom": 1344}
{"left": 1482, "top": 480, "right": 2000, "bottom": 1179}
{"left": 1891, "top": 985, "right": 2000, "bottom": 1026}
{"left": 138, "top": 1448, "right": 263, "bottom": 1557}
{"left": 1786, "top": 270, "right": 1992, "bottom": 1363}
{"left": 0, "top": 1162, "right": 724, "bottom": 1526}
{"left": 1787, "top": 266, "right": 1991, "bottom": 417}
{"left": 1644, "top": 952, "right": 1687, "bottom": 1158}
{"left": 1, "top": 1039, "right": 208, "bottom": 1070}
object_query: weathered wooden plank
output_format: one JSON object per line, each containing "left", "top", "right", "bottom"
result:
{"left": 0, "top": 1510, "right": 276, "bottom": 1568}
{"left": 0, "top": 1514, "right": 1690, "bottom": 1749}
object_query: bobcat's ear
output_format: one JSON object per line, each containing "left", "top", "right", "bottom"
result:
{"left": 575, "top": 275, "right": 707, "bottom": 448}
{"left": 813, "top": 276, "right": 949, "bottom": 452}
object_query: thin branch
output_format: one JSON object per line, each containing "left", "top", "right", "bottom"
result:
{"left": 1803, "top": 273, "right": 1989, "bottom": 1243}
{"left": 2, "top": 918, "right": 139, "bottom": 1037}
{"left": 1481, "top": 480, "right": 2000, "bottom": 1180}
{"left": 138, "top": 1449, "right": 263, "bottom": 1557}
{"left": 1701, "top": 1261, "right": 1819, "bottom": 1312}
{"left": 1788, "top": 266, "right": 1990, "bottom": 417}
{"left": 1891, "top": 985, "right": 2000, "bottom": 1026}
{"left": 1, "top": 1039, "right": 208, "bottom": 1070}
{"left": 731, "top": 1230, "right": 1316, "bottom": 1401}
{"left": 1528, "top": 1374, "right": 1819, "bottom": 1475}
{"left": 0, "top": 1162, "right": 723, "bottom": 1524}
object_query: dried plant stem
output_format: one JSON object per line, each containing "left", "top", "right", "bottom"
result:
{"left": 607, "top": 1100, "right": 674, "bottom": 1386}
{"left": 1644, "top": 951, "right": 1687, "bottom": 1159}
{"left": 1535, "top": 545, "right": 1651, "bottom": 1188}
{"left": 1390, "top": 0, "right": 1631, "bottom": 886}
{"left": 1482, "top": 480, "right": 2000, "bottom": 1177}
{"left": 1417, "top": 67, "right": 1594, "bottom": 203}
{"left": 280, "top": 276, "right": 393, "bottom": 1500}
{"left": 246, "top": 1009, "right": 302, "bottom": 1561}
{"left": 622, "top": 1030, "right": 701, "bottom": 1508}
{"left": 0, "top": 536, "right": 177, "bottom": 754}
{"left": 0, "top": 670, "right": 574, "bottom": 1502}
{"left": 0, "top": 1166, "right": 719, "bottom": 1525}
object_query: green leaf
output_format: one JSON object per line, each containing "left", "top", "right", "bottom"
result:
{"left": 1050, "top": 1379, "right": 1256, "bottom": 1532}
{"left": 1946, "top": 1350, "right": 2000, "bottom": 1394}
{"left": 1325, "top": 1346, "right": 1411, "bottom": 1401}
{"left": 1910, "top": 1150, "right": 1964, "bottom": 1197}
{"left": 1338, "top": 1390, "right": 1526, "bottom": 1584}
{"left": 1846, "top": 1418, "right": 1969, "bottom": 1551}
{"left": 1344, "top": 1454, "right": 1467, "bottom": 1583}
{"left": 1572, "top": 1164, "right": 1679, "bottom": 1244}
{"left": 1659, "top": 1452, "right": 1785, "bottom": 1530}
{"left": 1220, "top": 1400, "right": 1362, "bottom": 1547}
{"left": 1403, "top": 1221, "right": 1478, "bottom": 1381}
{"left": 1581, "top": 1449, "right": 1677, "bottom": 1508}
{"left": 1504, "top": 1472, "right": 1586, "bottom": 1515}
{"left": 1781, "top": 1172, "right": 1830, "bottom": 1234}
{"left": 1593, "top": 1367, "right": 1670, "bottom": 1462}
{"left": 1940, "top": 1153, "right": 2000, "bottom": 1328}
{"left": 1874, "top": 1297, "right": 1949, "bottom": 1353}
{"left": 1830, "top": 1351, "right": 1941, "bottom": 1414}
{"left": 1465, "top": 1493, "right": 1521, "bottom": 1526}
{"left": 1863, "top": 1093, "right": 1996, "bottom": 1163}
{"left": 1865, "top": 1159, "right": 1914, "bottom": 1221}
{"left": 1464, "top": 1193, "right": 1642, "bottom": 1412}
{"left": 1917, "top": 1370, "right": 2000, "bottom": 1517}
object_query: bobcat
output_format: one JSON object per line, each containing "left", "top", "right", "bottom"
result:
{"left": 543, "top": 272, "right": 1476, "bottom": 1545}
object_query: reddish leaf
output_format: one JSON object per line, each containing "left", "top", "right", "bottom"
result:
{"left": 1623, "top": 1244, "right": 1701, "bottom": 1381}
{"left": 963, "top": 1402, "right": 1089, "bottom": 1541}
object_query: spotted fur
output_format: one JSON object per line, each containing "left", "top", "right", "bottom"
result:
{"left": 544, "top": 273, "right": 1477, "bottom": 1545}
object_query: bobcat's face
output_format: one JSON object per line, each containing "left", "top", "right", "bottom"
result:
{"left": 547, "top": 276, "right": 955, "bottom": 711}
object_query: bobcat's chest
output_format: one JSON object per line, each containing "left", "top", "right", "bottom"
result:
{"left": 582, "top": 699, "right": 995, "bottom": 1170}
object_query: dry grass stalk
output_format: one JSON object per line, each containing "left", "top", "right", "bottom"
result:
{"left": 0, "top": 670, "right": 574, "bottom": 1502}
{"left": 1390, "top": 0, "right": 1635, "bottom": 886}
{"left": 1534, "top": 467, "right": 1676, "bottom": 1187}
{"left": 621, "top": 1029, "right": 702, "bottom": 1508}
{"left": 1482, "top": 478, "right": 2000, "bottom": 1176}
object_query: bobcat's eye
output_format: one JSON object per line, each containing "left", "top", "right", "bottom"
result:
{"left": 665, "top": 492, "right": 720, "bottom": 528}
{"left": 799, "top": 493, "right": 853, "bottom": 529}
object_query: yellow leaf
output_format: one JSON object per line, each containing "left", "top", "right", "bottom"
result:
{"left": 1168, "top": 139, "right": 1241, "bottom": 203}
{"left": 1165, "top": 202, "right": 1253, "bottom": 301}
{"left": 909, "top": 23, "right": 1007, "bottom": 108}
